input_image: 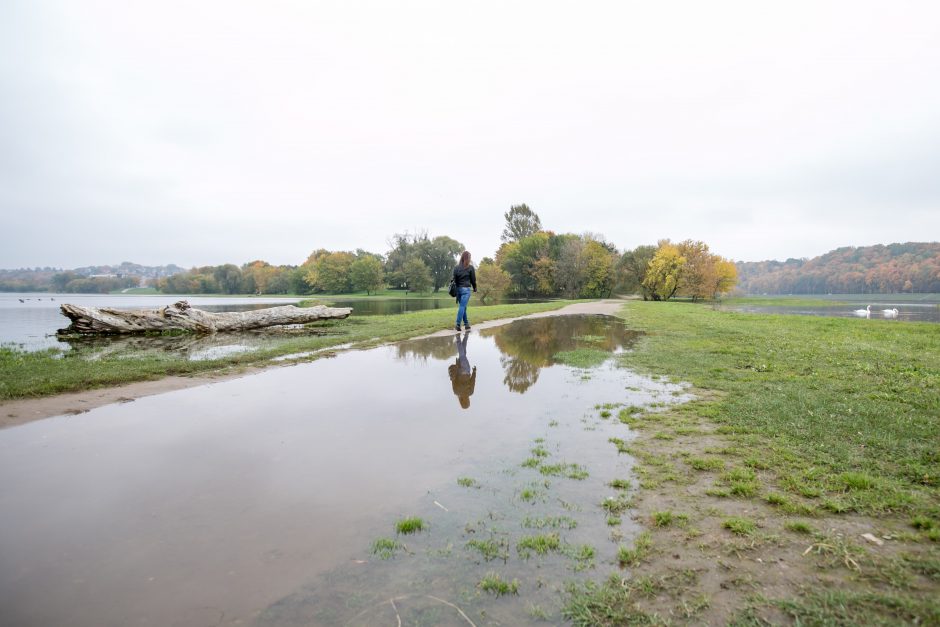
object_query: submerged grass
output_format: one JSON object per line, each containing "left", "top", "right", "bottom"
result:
{"left": 0, "top": 301, "right": 571, "bottom": 401}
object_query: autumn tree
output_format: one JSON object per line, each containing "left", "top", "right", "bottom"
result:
{"left": 501, "top": 204, "right": 543, "bottom": 243}
{"left": 476, "top": 260, "right": 511, "bottom": 302}
{"left": 618, "top": 245, "right": 657, "bottom": 299}
{"left": 643, "top": 242, "right": 686, "bottom": 300}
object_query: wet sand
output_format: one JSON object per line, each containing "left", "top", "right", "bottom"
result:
{"left": 0, "top": 300, "right": 626, "bottom": 429}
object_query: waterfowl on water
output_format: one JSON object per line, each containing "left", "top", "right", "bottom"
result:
{"left": 883, "top": 308, "right": 899, "bottom": 317}
{"left": 853, "top": 305, "right": 871, "bottom": 317}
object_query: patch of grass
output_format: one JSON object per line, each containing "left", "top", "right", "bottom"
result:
{"left": 371, "top": 537, "right": 404, "bottom": 559}
{"left": 910, "top": 516, "right": 934, "bottom": 530}
{"left": 553, "top": 348, "right": 612, "bottom": 369}
{"left": 395, "top": 516, "right": 425, "bottom": 535}
{"left": 688, "top": 457, "right": 725, "bottom": 471}
{"left": 784, "top": 520, "right": 814, "bottom": 534}
{"left": 538, "top": 462, "right": 589, "bottom": 480}
{"left": 521, "top": 457, "right": 541, "bottom": 469}
{"left": 606, "top": 516, "right": 622, "bottom": 526}
{"left": 608, "top": 478, "right": 631, "bottom": 490}
{"left": 599, "top": 409, "right": 612, "bottom": 418}
{"left": 530, "top": 445, "right": 550, "bottom": 458}
{"left": 653, "top": 511, "right": 674, "bottom": 527}
{"left": 565, "top": 544, "right": 597, "bottom": 571}
{"left": 755, "top": 589, "right": 940, "bottom": 625}
{"left": 478, "top": 572, "right": 519, "bottom": 596}
{"left": 601, "top": 494, "right": 634, "bottom": 515}
{"left": 521, "top": 515, "right": 578, "bottom": 530}
{"left": 617, "top": 532, "right": 653, "bottom": 566}
{"left": 608, "top": 437, "right": 630, "bottom": 454}
{"left": 456, "top": 477, "right": 477, "bottom": 488}
{"left": 517, "top": 533, "right": 561, "bottom": 558}
{"left": 466, "top": 537, "right": 510, "bottom": 562}
{"left": 722, "top": 517, "right": 757, "bottom": 536}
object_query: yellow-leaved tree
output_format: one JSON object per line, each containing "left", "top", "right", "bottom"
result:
{"left": 643, "top": 242, "right": 687, "bottom": 300}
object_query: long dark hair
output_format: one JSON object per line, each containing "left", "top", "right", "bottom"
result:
{"left": 459, "top": 251, "right": 471, "bottom": 268}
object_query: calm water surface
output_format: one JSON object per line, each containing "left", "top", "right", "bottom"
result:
{"left": 725, "top": 301, "right": 940, "bottom": 323}
{"left": 0, "top": 315, "right": 691, "bottom": 627}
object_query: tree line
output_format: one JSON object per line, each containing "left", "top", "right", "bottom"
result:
{"left": 735, "top": 242, "right": 940, "bottom": 294}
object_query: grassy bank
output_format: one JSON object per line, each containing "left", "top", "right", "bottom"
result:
{"left": 566, "top": 302, "right": 939, "bottom": 624}
{"left": 0, "top": 301, "right": 570, "bottom": 401}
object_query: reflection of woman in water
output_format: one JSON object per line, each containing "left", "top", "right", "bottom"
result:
{"left": 448, "top": 331, "right": 476, "bottom": 408}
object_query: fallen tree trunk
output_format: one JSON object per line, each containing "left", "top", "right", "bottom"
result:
{"left": 57, "top": 300, "right": 352, "bottom": 335}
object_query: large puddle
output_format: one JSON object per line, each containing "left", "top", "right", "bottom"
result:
{"left": 0, "top": 315, "right": 692, "bottom": 626}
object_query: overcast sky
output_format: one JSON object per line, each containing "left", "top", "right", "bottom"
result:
{"left": 2, "top": 0, "right": 939, "bottom": 269}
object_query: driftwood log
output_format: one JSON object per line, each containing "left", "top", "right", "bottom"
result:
{"left": 57, "top": 300, "right": 352, "bottom": 335}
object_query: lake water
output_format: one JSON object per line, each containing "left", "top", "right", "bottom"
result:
{"left": 0, "top": 315, "right": 692, "bottom": 627}
{"left": 724, "top": 297, "right": 940, "bottom": 323}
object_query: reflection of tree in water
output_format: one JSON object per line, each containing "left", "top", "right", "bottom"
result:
{"left": 482, "top": 315, "right": 640, "bottom": 394}
{"left": 394, "top": 335, "right": 457, "bottom": 363}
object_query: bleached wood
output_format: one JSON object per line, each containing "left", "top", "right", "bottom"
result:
{"left": 58, "top": 300, "right": 352, "bottom": 335}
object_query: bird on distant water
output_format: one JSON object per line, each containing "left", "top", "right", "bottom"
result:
{"left": 18, "top": 298, "right": 24, "bottom": 303}
{"left": 883, "top": 308, "right": 899, "bottom": 318}
{"left": 853, "top": 305, "right": 871, "bottom": 317}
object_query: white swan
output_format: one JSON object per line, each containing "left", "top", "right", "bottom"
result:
{"left": 882, "top": 308, "right": 899, "bottom": 318}
{"left": 853, "top": 304, "right": 871, "bottom": 317}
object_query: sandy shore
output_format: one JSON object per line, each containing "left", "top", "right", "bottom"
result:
{"left": 1, "top": 299, "right": 626, "bottom": 429}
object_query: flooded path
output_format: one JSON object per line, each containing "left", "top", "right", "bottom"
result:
{"left": 0, "top": 315, "right": 691, "bottom": 626}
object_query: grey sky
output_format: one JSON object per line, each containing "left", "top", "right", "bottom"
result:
{"left": 2, "top": 0, "right": 939, "bottom": 269}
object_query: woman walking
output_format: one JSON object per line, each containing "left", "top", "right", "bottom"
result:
{"left": 453, "top": 251, "right": 477, "bottom": 331}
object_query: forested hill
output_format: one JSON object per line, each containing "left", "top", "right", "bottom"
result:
{"left": 735, "top": 242, "right": 940, "bottom": 294}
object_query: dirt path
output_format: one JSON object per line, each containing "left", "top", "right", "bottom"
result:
{"left": 1, "top": 300, "right": 627, "bottom": 429}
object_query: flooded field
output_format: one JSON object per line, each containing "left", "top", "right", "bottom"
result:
{"left": 0, "top": 315, "right": 691, "bottom": 626}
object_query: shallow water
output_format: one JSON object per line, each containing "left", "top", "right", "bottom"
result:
{"left": 0, "top": 315, "right": 691, "bottom": 626}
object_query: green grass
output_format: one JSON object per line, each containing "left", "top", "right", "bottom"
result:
{"left": 456, "top": 477, "right": 477, "bottom": 488}
{"left": 538, "top": 462, "right": 589, "bottom": 480}
{"left": 478, "top": 572, "right": 519, "bottom": 596}
{"left": 608, "top": 478, "right": 631, "bottom": 490}
{"left": 617, "top": 532, "right": 653, "bottom": 566}
{"left": 553, "top": 348, "right": 612, "bottom": 368}
{"left": 615, "top": 301, "right": 940, "bottom": 518}
{"left": 395, "top": 516, "right": 425, "bottom": 534}
{"left": 370, "top": 537, "right": 405, "bottom": 559}
{"left": 722, "top": 517, "right": 757, "bottom": 536}
{"left": 517, "top": 533, "right": 562, "bottom": 558}
{"left": 466, "top": 537, "right": 510, "bottom": 562}
{"left": 1, "top": 301, "right": 571, "bottom": 400}
{"left": 784, "top": 520, "right": 814, "bottom": 534}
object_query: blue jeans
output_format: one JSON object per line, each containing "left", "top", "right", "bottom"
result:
{"left": 456, "top": 287, "right": 472, "bottom": 327}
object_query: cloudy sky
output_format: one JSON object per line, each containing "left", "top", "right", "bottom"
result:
{"left": 2, "top": 0, "right": 939, "bottom": 269}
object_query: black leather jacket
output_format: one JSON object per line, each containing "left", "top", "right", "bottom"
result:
{"left": 453, "top": 264, "right": 477, "bottom": 291}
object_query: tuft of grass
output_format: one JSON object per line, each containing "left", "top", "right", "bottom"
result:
{"left": 910, "top": 516, "right": 934, "bottom": 530}
{"left": 608, "top": 478, "right": 631, "bottom": 490}
{"left": 565, "top": 544, "right": 596, "bottom": 571}
{"left": 531, "top": 445, "right": 550, "bottom": 458}
{"left": 539, "top": 462, "right": 589, "bottom": 480}
{"left": 688, "top": 457, "right": 725, "bottom": 471}
{"left": 722, "top": 517, "right": 757, "bottom": 536}
{"left": 371, "top": 537, "right": 405, "bottom": 559}
{"left": 608, "top": 437, "right": 630, "bottom": 454}
{"left": 784, "top": 520, "right": 814, "bottom": 534}
{"left": 606, "top": 515, "right": 622, "bottom": 526}
{"left": 517, "top": 533, "right": 561, "bottom": 558}
{"left": 395, "top": 516, "right": 425, "bottom": 535}
{"left": 478, "top": 572, "right": 519, "bottom": 596}
{"left": 466, "top": 537, "right": 509, "bottom": 562}
{"left": 617, "top": 532, "right": 653, "bottom": 566}
{"left": 601, "top": 494, "right": 634, "bottom": 515}
{"left": 456, "top": 477, "right": 477, "bottom": 488}
{"left": 652, "top": 511, "right": 674, "bottom": 527}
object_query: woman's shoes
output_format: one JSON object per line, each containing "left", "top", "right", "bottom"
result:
{"left": 454, "top": 325, "right": 461, "bottom": 331}
{"left": 465, "top": 325, "right": 471, "bottom": 330}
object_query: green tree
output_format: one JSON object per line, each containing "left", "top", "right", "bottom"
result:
{"left": 580, "top": 240, "right": 617, "bottom": 298}
{"left": 501, "top": 204, "right": 542, "bottom": 243}
{"left": 213, "top": 264, "right": 243, "bottom": 294}
{"left": 420, "top": 235, "right": 465, "bottom": 291}
{"left": 618, "top": 245, "right": 657, "bottom": 300}
{"left": 402, "top": 257, "right": 432, "bottom": 293}
{"left": 350, "top": 255, "right": 385, "bottom": 295}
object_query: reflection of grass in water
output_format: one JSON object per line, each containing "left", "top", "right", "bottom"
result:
{"left": 479, "top": 573, "right": 520, "bottom": 596}
{"left": 395, "top": 516, "right": 426, "bottom": 534}
{"left": 370, "top": 537, "right": 405, "bottom": 559}
{"left": 553, "top": 348, "right": 611, "bottom": 369}
{"left": 572, "top": 334, "right": 606, "bottom": 343}
{"left": 517, "top": 533, "right": 562, "bottom": 558}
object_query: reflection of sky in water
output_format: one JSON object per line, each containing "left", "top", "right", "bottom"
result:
{"left": 725, "top": 304, "right": 940, "bottom": 323}
{"left": 0, "top": 315, "right": 690, "bottom": 627}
